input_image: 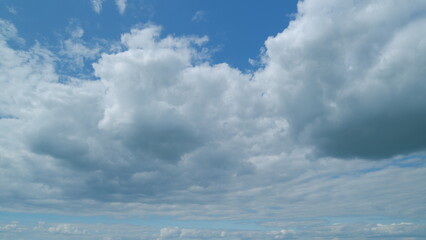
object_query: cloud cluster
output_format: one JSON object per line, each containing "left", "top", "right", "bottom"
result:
{"left": 255, "top": 0, "right": 426, "bottom": 159}
{"left": 0, "top": 1, "right": 426, "bottom": 237}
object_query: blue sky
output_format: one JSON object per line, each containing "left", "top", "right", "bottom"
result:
{"left": 1, "top": 0, "right": 426, "bottom": 239}
{"left": 1, "top": 0, "right": 297, "bottom": 69}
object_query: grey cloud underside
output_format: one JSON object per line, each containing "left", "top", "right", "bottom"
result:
{"left": 256, "top": 0, "right": 426, "bottom": 159}
{"left": 0, "top": 0, "right": 426, "bottom": 221}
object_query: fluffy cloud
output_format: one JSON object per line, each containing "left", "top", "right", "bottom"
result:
{"left": 0, "top": 0, "right": 426, "bottom": 238}
{"left": 0, "top": 22, "right": 261, "bottom": 206}
{"left": 256, "top": 0, "right": 426, "bottom": 159}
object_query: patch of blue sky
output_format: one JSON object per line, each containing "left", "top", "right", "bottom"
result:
{"left": 330, "top": 155, "right": 426, "bottom": 180}
{"left": 0, "top": 1, "right": 122, "bottom": 44}
{"left": 360, "top": 155, "right": 426, "bottom": 174}
{"left": 141, "top": 0, "right": 298, "bottom": 70}
{"left": 325, "top": 215, "right": 426, "bottom": 225}
{"left": 391, "top": 155, "right": 426, "bottom": 168}
{"left": 0, "top": 114, "right": 18, "bottom": 120}
{"left": 0, "top": 0, "right": 298, "bottom": 72}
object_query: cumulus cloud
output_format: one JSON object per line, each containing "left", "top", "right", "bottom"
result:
{"left": 0, "top": 21, "right": 260, "bottom": 206}
{"left": 0, "top": 1, "right": 426, "bottom": 238}
{"left": 255, "top": 0, "right": 426, "bottom": 159}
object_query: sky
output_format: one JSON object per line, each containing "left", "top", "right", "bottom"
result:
{"left": 0, "top": 0, "right": 426, "bottom": 239}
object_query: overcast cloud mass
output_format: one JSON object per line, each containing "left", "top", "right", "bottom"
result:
{"left": 1, "top": 0, "right": 426, "bottom": 239}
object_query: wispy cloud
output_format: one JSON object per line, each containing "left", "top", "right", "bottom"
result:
{"left": 115, "top": 0, "right": 127, "bottom": 15}
{"left": 6, "top": 6, "right": 17, "bottom": 15}
{"left": 192, "top": 10, "right": 206, "bottom": 22}
{"left": 91, "top": 0, "right": 104, "bottom": 14}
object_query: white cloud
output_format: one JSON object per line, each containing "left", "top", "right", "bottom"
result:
{"left": 0, "top": 222, "right": 18, "bottom": 231}
{"left": 46, "top": 224, "right": 87, "bottom": 235}
{"left": 91, "top": 0, "right": 104, "bottom": 14}
{"left": 159, "top": 227, "right": 181, "bottom": 239}
{"left": 255, "top": 0, "right": 426, "bottom": 159}
{"left": 115, "top": 0, "right": 127, "bottom": 15}
{"left": 59, "top": 26, "right": 101, "bottom": 72}
{"left": 0, "top": 19, "right": 20, "bottom": 41}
